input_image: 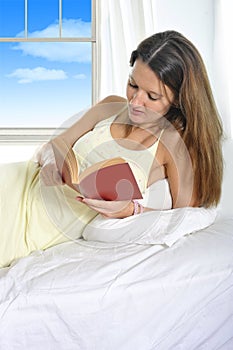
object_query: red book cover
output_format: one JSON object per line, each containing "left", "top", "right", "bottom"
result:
{"left": 77, "top": 162, "right": 143, "bottom": 201}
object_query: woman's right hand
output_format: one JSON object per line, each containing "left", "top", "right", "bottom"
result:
{"left": 33, "top": 142, "right": 64, "bottom": 186}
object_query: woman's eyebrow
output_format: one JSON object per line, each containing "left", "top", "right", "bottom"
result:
{"left": 129, "top": 74, "right": 163, "bottom": 97}
{"left": 128, "top": 74, "right": 135, "bottom": 81}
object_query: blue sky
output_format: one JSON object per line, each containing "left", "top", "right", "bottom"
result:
{"left": 0, "top": 0, "right": 92, "bottom": 127}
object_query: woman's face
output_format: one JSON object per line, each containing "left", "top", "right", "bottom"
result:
{"left": 126, "top": 59, "right": 174, "bottom": 126}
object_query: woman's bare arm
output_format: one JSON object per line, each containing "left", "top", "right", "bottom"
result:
{"left": 158, "top": 129, "right": 198, "bottom": 208}
{"left": 55, "top": 95, "right": 127, "bottom": 147}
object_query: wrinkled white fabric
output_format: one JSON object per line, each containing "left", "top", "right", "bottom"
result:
{"left": 0, "top": 216, "right": 233, "bottom": 350}
{"left": 83, "top": 206, "right": 217, "bottom": 246}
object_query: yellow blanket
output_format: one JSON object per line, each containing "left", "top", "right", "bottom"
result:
{"left": 0, "top": 161, "right": 96, "bottom": 267}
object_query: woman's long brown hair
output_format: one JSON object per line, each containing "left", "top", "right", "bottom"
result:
{"left": 130, "top": 30, "right": 223, "bottom": 207}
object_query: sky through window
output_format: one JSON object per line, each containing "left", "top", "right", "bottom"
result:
{"left": 0, "top": 0, "right": 93, "bottom": 128}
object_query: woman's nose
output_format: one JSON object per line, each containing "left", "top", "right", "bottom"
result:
{"left": 130, "top": 90, "right": 145, "bottom": 106}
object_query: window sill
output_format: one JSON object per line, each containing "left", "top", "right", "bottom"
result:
{"left": 0, "top": 128, "right": 65, "bottom": 144}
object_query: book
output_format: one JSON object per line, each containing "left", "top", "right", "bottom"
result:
{"left": 51, "top": 138, "right": 143, "bottom": 201}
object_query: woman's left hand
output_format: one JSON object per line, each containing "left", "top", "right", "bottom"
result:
{"left": 77, "top": 197, "right": 134, "bottom": 218}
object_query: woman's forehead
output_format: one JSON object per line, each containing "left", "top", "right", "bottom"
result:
{"left": 131, "top": 59, "right": 174, "bottom": 100}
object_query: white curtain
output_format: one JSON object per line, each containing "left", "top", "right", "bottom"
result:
{"left": 96, "top": 0, "right": 158, "bottom": 100}
{"left": 213, "top": 0, "right": 233, "bottom": 139}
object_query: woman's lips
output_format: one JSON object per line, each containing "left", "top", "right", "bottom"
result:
{"left": 130, "top": 106, "right": 145, "bottom": 116}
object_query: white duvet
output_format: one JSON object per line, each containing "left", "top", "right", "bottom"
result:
{"left": 0, "top": 206, "right": 233, "bottom": 350}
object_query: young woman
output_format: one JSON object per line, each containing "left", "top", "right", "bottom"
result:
{"left": 0, "top": 30, "right": 223, "bottom": 267}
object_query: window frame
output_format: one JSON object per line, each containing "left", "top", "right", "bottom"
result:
{"left": 0, "top": 0, "right": 97, "bottom": 144}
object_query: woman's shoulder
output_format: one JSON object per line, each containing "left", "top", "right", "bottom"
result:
{"left": 157, "top": 126, "right": 186, "bottom": 164}
{"left": 98, "top": 95, "right": 127, "bottom": 104}
{"left": 92, "top": 95, "right": 127, "bottom": 125}
{"left": 159, "top": 125, "right": 182, "bottom": 146}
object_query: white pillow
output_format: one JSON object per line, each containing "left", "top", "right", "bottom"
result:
{"left": 82, "top": 207, "right": 217, "bottom": 247}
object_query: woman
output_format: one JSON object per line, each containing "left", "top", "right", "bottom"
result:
{"left": 0, "top": 30, "right": 223, "bottom": 267}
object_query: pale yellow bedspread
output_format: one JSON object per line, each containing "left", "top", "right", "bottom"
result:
{"left": 0, "top": 161, "right": 96, "bottom": 267}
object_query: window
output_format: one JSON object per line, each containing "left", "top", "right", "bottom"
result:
{"left": 0, "top": 0, "right": 96, "bottom": 142}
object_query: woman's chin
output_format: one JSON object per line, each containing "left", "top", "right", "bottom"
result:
{"left": 128, "top": 113, "right": 144, "bottom": 125}
{"left": 127, "top": 106, "right": 163, "bottom": 126}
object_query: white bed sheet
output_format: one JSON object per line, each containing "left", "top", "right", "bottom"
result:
{"left": 0, "top": 215, "right": 232, "bottom": 350}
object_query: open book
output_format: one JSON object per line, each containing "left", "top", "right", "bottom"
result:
{"left": 51, "top": 138, "right": 143, "bottom": 201}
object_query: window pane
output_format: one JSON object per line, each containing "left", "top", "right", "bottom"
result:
{"left": 28, "top": 0, "right": 59, "bottom": 37}
{"left": 0, "top": 42, "right": 92, "bottom": 127}
{"left": 62, "top": 0, "right": 92, "bottom": 37}
{"left": 0, "top": 0, "right": 24, "bottom": 37}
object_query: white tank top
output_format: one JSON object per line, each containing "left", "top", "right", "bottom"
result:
{"left": 73, "top": 115, "right": 164, "bottom": 196}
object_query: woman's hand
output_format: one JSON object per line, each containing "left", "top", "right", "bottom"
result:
{"left": 77, "top": 197, "right": 134, "bottom": 218}
{"left": 33, "top": 142, "right": 64, "bottom": 186}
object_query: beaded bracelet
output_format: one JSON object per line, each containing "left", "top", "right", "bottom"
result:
{"left": 132, "top": 200, "right": 144, "bottom": 215}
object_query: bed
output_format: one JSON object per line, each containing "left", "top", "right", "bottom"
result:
{"left": 0, "top": 140, "right": 233, "bottom": 350}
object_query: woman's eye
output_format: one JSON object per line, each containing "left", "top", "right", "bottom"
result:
{"left": 148, "top": 94, "right": 158, "bottom": 101}
{"left": 128, "top": 82, "right": 138, "bottom": 89}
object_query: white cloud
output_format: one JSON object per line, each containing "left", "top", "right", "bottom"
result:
{"left": 73, "top": 73, "right": 86, "bottom": 80}
{"left": 13, "top": 19, "right": 91, "bottom": 63}
{"left": 7, "top": 67, "right": 67, "bottom": 84}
